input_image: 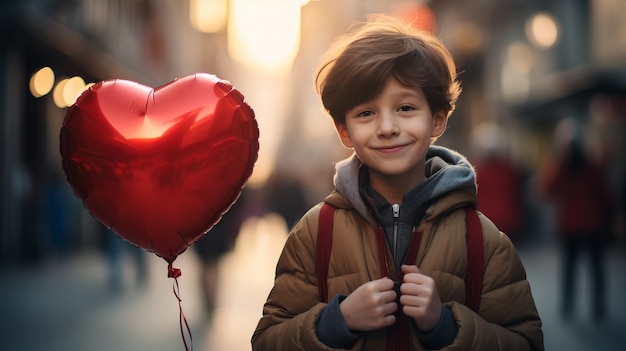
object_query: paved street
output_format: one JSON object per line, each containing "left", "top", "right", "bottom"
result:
{"left": 1, "top": 214, "right": 625, "bottom": 351}
{"left": 518, "top": 239, "right": 626, "bottom": 351}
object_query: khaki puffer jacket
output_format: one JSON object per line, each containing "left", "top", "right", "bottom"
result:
{"left": 252, "top": 189, "right": 544, "bottom": 351}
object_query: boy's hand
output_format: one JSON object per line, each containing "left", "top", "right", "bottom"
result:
{"left": 399, "top": 265, "right": 442, "bottom": 332}
{"left": 340, "top": 277, "right": 397, "bottom": 331}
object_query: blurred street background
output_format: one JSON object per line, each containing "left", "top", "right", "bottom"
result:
{"left": 1, "top": 0, "right": 625, "bottom": 350}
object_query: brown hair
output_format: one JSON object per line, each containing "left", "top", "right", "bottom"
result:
{"left": 315, "top": 14, "right": 461, "bottom": 126}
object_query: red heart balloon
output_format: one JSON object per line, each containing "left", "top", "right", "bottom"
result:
{"left": 60, "top": 73, "right": 259, "bottom": 265}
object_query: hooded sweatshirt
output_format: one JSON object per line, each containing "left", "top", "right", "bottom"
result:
{"left": 316, "top": 145, "right": 477, "bottom": 349}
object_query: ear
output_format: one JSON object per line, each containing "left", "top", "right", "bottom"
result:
{"left": 335, "top": 122, "right": 354, "bottom": 148}
{"left": 431, "top": 109, "right": 449, "bottom": 138}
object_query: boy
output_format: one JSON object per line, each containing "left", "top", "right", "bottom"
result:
{"left": 252, "top": 14, "right": 543, "bottom": 350}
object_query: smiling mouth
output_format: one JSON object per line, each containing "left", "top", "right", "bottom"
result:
{"left": 375, "top": 145, "right": 406, "bottom": 153}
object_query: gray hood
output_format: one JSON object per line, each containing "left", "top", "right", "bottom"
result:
{"left": 333, "top": 145, "right": 477, "bottom": 226}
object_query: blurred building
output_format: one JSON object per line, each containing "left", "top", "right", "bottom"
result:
{"left": 1, "top": 0, "right": 625, "bottom": 264}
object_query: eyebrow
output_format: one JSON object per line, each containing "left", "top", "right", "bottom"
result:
{"left": 390, "top": 90, "right": 424, "bottom": 100}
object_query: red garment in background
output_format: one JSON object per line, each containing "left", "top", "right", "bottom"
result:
{"left": 540, "top": 159, "right": 613, "bottom": 240}
{"left": 475, "top": 157, "right": 523, "bottom": 240}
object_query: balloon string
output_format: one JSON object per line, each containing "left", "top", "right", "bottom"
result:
{"left": 169, "top": 264, "right": 193, "bottom": 351}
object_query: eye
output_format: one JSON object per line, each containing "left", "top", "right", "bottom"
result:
{"left": 398, "top": 105, "right": 416, "bottom": 112}
{"left": 356, "top": 110, "right": 374, "bottom": 117}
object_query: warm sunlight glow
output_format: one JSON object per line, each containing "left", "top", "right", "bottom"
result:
{"left": 228, "top": 0, "right": 304, "bottom": 74}
{"left": 525, "top": 12, "right": 559, "bottom": 48}
{"left": 30, "top": 66, "right": 55, "bottom": 98}
{"left": 189, "top": 0, "right": 228, "bottom": 33}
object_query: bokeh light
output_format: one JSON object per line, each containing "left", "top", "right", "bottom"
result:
{"left": 52, "top": 78, "right": 68, "bottom": 108}
{"left": 525, "top": 12, "right": 559, "bottom": 48}
{"left": 29, "top": 66, "right": 55, "bottom": 98}
{"left": 52, "top": 75, "right": 90, "bottom": 108}
{"left": 63, "top": 76, "right": 86, "bottom": 106}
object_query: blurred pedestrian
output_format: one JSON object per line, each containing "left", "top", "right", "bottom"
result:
{"left": 264, "top": 172, "right": 310, "bottom": 230}
{"left": 103, "top": 226, "right": 147, "bottom": 292}
{"left": 539, "top": 117, "right": 614, "bottom": 321}
{"left": 44, "top": 172, "right": 72, "bottom": 258}
{"left": 194, "top": 187, "right": 265, "bottom": 321}
{"left": 471, "top": 123, "right": 526, "bottom": 243}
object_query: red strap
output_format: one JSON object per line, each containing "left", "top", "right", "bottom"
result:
{"left": 465, "top": 207, "right": 484, "bottom": 313}
{"left": 317, "top": 203, "right": 336, "bottom": 303}
{"left": 375, "top": 228, "right": 388, "bottom": 277}
{"left": 404, "top": 231, "right": 423, "bottom": 265}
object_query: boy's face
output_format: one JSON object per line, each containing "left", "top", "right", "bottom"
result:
{"left": 335, "top": 77, "right": 447, "bottom": 188}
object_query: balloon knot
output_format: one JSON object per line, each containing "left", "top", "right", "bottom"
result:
{"left": 168, "top": 263, "right": 182, "bottom": 278}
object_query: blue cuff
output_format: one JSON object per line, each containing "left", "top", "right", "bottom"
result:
{"left": 316, "top": 294, "right": 360, "bottom": 348}
{"left": 415, "top": 305, "right": 458, "bottom": 349}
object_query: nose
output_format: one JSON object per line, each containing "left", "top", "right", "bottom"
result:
{"left": 377, "top": 112, "right": 399, "bottom": 137}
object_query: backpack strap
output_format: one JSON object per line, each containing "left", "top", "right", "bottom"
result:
{"left": 464, "top": 207, "right": 484, "bottom": 313}
{"left": 317, "top": 203, "right": 336, "bottom": 303}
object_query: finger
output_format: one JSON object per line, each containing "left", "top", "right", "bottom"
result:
{"left": 400, "top": 280, "right": 421, "bottom": 296}
{"left": 381, "top": 313, "right": 397, "bottom": 327}
{"left": 399, "top": 294, "right": 423, "bottom": 307}
{"left": 374, "top": 277, "right": 396, "bottom": 291}
{"left": 401, "top": 264, "right": 420, "bottom": 274}
{"left": 402, "top": 305, "right": 423, "bottom": 319}
{"left": 381, "top": 300, "right": 398, "bottom": 315}
{"left": 379, "top": 289, "right": 397, "bottom": 303}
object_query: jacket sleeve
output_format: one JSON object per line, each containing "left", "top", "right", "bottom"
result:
{"left": 251, "top": 205, "right": 365, "bottom": 351}
{"left": 445, "top": 214, "right": 544, "bottom": 351}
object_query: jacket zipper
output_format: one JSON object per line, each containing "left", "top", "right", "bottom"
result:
{"left": 392, "top": 203, "right": 400, "bottom": 259}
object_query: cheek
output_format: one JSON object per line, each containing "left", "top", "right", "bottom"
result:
{"left": 346, "top": 127, "right": 372, "bottom": 146}
{"left": 404, "top": 119, "right": 432, "bottom": 136}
